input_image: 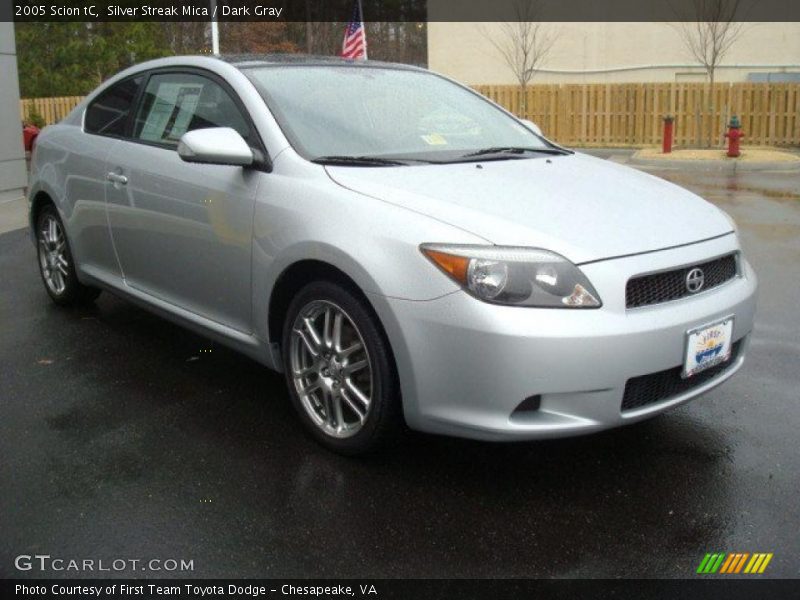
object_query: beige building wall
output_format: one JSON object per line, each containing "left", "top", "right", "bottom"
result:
{"left": 428, "top": 22, "right": 800, "bottom": 84}
{"left": 0, "top": 22, "right": 27, "bottom": 204}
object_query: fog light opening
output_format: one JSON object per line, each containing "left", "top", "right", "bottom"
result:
{"left": 513, "top": 394, "right": 542, "bottom": 414}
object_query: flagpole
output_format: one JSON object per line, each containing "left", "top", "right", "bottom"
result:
{"left": 358, "top": 0, "right": 367, "bottom": 60}
{"left": 210, "top": 0, "right": 220, "bottom": 55}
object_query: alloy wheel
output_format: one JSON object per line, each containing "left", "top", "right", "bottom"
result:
{"left": 289, "top": 300, "right": 373, "bottom": 438}
{"left": 38, "top": 214, "right": 69, "bottom": 295}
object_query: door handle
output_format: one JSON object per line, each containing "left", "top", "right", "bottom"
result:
{"left": 106, "top": 172, "right": 128, "bottom": 185}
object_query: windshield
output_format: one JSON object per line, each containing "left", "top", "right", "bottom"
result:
{"left": 244, "top": 65, "right": 552, "bottom": 163}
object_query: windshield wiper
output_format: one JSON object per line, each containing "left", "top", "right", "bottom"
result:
{"left": 460, "top": 146, "right": 572, "bottom": 158}
{"left": 312, "top": 155, "right": 409, "bottom": 166}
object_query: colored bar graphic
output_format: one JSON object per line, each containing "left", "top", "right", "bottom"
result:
{"left": 744, "top": 554, "right": 758, "bottom": 573}
{"left": 698, "top": 552, "right": 772, "bottom": 575}
{"left": 747, "top": 553, "right": 765, "bottom": 573}
{"left": 702, "top": 553, "right": 724, "bottom": 573}
{"left": 711, "top": 554, "right": 726, "bottom": 573}
{"left": 758, "top": 553, "right": 773, "bottom": 573}
{"left": 720, "top": 553, "right": 736, "bottom": 573}
{"left": 699, "top": 553, "right": 722, "bottom": 574}
{"left": 697, "top": 553, "right": 713, "bottom": 574}
{"left": 734, "top": 553, "right": 750, "bottom": 573}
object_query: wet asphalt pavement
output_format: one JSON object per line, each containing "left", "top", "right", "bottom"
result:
{"left": 1, "top": 166, "right": 798, "bottom": 579}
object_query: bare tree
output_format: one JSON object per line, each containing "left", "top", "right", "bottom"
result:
{"left": 673, "top": 0, "right": 748, "bottom": 146}
{"left": 481, "top": 0, "right": 558, "bottom": 116}
{"left": 675, "top": 0, "right": 746, "bottom": 88}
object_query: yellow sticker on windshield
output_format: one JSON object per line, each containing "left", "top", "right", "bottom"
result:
{"left": 421, "top": 133, "right": 448, "bottom": 145}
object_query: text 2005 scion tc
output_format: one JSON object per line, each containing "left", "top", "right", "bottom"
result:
{"left": 29, "top": 55, "right": 757, "bottom": 454}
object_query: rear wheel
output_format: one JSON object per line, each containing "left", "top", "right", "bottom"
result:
{"left": 36, "top": 204, "right": 101, "bottom": 306}
{"left": 282, "top": 280, "right": 401, "bottom": 455}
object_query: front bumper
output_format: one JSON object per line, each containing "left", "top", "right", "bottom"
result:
{"left": 372, "top": 234, "right": 757, "bottom": 441}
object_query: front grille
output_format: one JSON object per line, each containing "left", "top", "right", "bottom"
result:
{"left": 621, "top": 340, "right": 742, "bottom": 412}
{"left": 626, "top": 254, "right": 738, "bottom": 308}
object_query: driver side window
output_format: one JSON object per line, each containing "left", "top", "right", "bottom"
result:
{"left": 85, "top": 76, "right": 143, "bottom": 137}
{"left": 133, "top": 72, "right": 252, "bottom": 149}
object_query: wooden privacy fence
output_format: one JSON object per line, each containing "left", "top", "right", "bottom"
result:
{"left": 20, "top": 96, "right": 84, "bottom": 126}
{"left": 21, "top": 83, "right": 800, "bottom": 147}
{"left": 474, "top": 83, "right": 800, "bottom": 147}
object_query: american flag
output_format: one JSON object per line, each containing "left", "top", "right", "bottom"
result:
{"left": 341, "top": 1, "right": 367, "bottom": 60}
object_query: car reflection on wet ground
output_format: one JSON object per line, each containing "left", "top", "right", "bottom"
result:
{"left": 0, "top": 166, "right": 798, "bottom": 578}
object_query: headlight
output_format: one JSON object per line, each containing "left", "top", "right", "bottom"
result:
{"left": 421, "top": 244, "right": 601, "bottom": 308}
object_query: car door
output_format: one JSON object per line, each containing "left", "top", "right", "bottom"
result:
{"left": 68, "top": 74, "right": 144, "bottom": 279}
{"left": 105, "top": 70, "right": 263, "bottom": 333}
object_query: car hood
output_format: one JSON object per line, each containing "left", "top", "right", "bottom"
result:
{"left": 325, "top": 152, "right": 732, "bottom": 264}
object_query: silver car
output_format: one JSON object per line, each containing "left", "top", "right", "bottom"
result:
{"left": 28, "top": 55, "right": 757, "bottom": 454}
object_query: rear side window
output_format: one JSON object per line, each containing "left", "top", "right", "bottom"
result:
{"left": 132, "top": 72, "right": 251, "bottom": 148}
{"left": 85, "top": 76, "right": 143, "bottom": 137}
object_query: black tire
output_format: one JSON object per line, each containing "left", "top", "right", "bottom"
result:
{"left": 281, "top": 279, "right": 402, "bottom": 455}
{"left": 36, "top": 204, "right": 101, "bottom": 306}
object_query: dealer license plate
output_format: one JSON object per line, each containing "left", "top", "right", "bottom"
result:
{"left": 683, "top": 317, "right": 734, "bottom": 378}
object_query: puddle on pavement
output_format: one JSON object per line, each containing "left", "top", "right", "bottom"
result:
{"left": 743, "top": 222, "right": 800, "bottom": 241}
{"left": 652, "top": 172, "right": 800, "bottom": 203}
{"left": 709, "top": 184, "right": 798, "bottom": 201}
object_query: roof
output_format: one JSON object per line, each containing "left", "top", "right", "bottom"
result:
{"left": 216, "top": 53, "right": 423, "bottom": 71}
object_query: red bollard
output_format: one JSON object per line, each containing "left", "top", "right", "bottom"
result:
{"left": 662, "top": 115, "right": 674, "bottom": 154}
{"left": 725, "top": 115, "right": 744, "bottom": 158}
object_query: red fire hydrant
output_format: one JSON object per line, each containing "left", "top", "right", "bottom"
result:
{"left": 662, "top": 115, "right": 674, "bottom": 154}
{"left": 725, "top": 115, "right": 744, "bottom": 158}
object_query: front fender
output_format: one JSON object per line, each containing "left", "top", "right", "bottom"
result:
{"left": 249, "top": 177, "right": 485, "bottom": 349}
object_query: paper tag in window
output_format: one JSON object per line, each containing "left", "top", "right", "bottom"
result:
{"left": 421, "top": 133, "right": 448, "bottom": 145}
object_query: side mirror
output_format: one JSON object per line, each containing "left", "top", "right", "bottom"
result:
{"left": 521, "top": 119, "right": 543, "bottom": 137}
{"left": 177, "top": 127, "right": 253, "bottom": 167}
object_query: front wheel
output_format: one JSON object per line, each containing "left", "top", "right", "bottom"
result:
{"left": 36, "top": 204, "right": 101, "bottom": 306}
{"left": 282, "top": 280, "right": 401, "bottom": 455}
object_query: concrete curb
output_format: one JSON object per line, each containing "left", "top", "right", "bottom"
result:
{"left": 0, "top": 196, "right": 28, "bottom": 235}
{"left": 628, "top": 154, "right": 800, "bottom": 173}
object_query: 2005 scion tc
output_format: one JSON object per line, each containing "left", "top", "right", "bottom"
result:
{"left": 29, "top": 55, "right": 757, "bottom": 454}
